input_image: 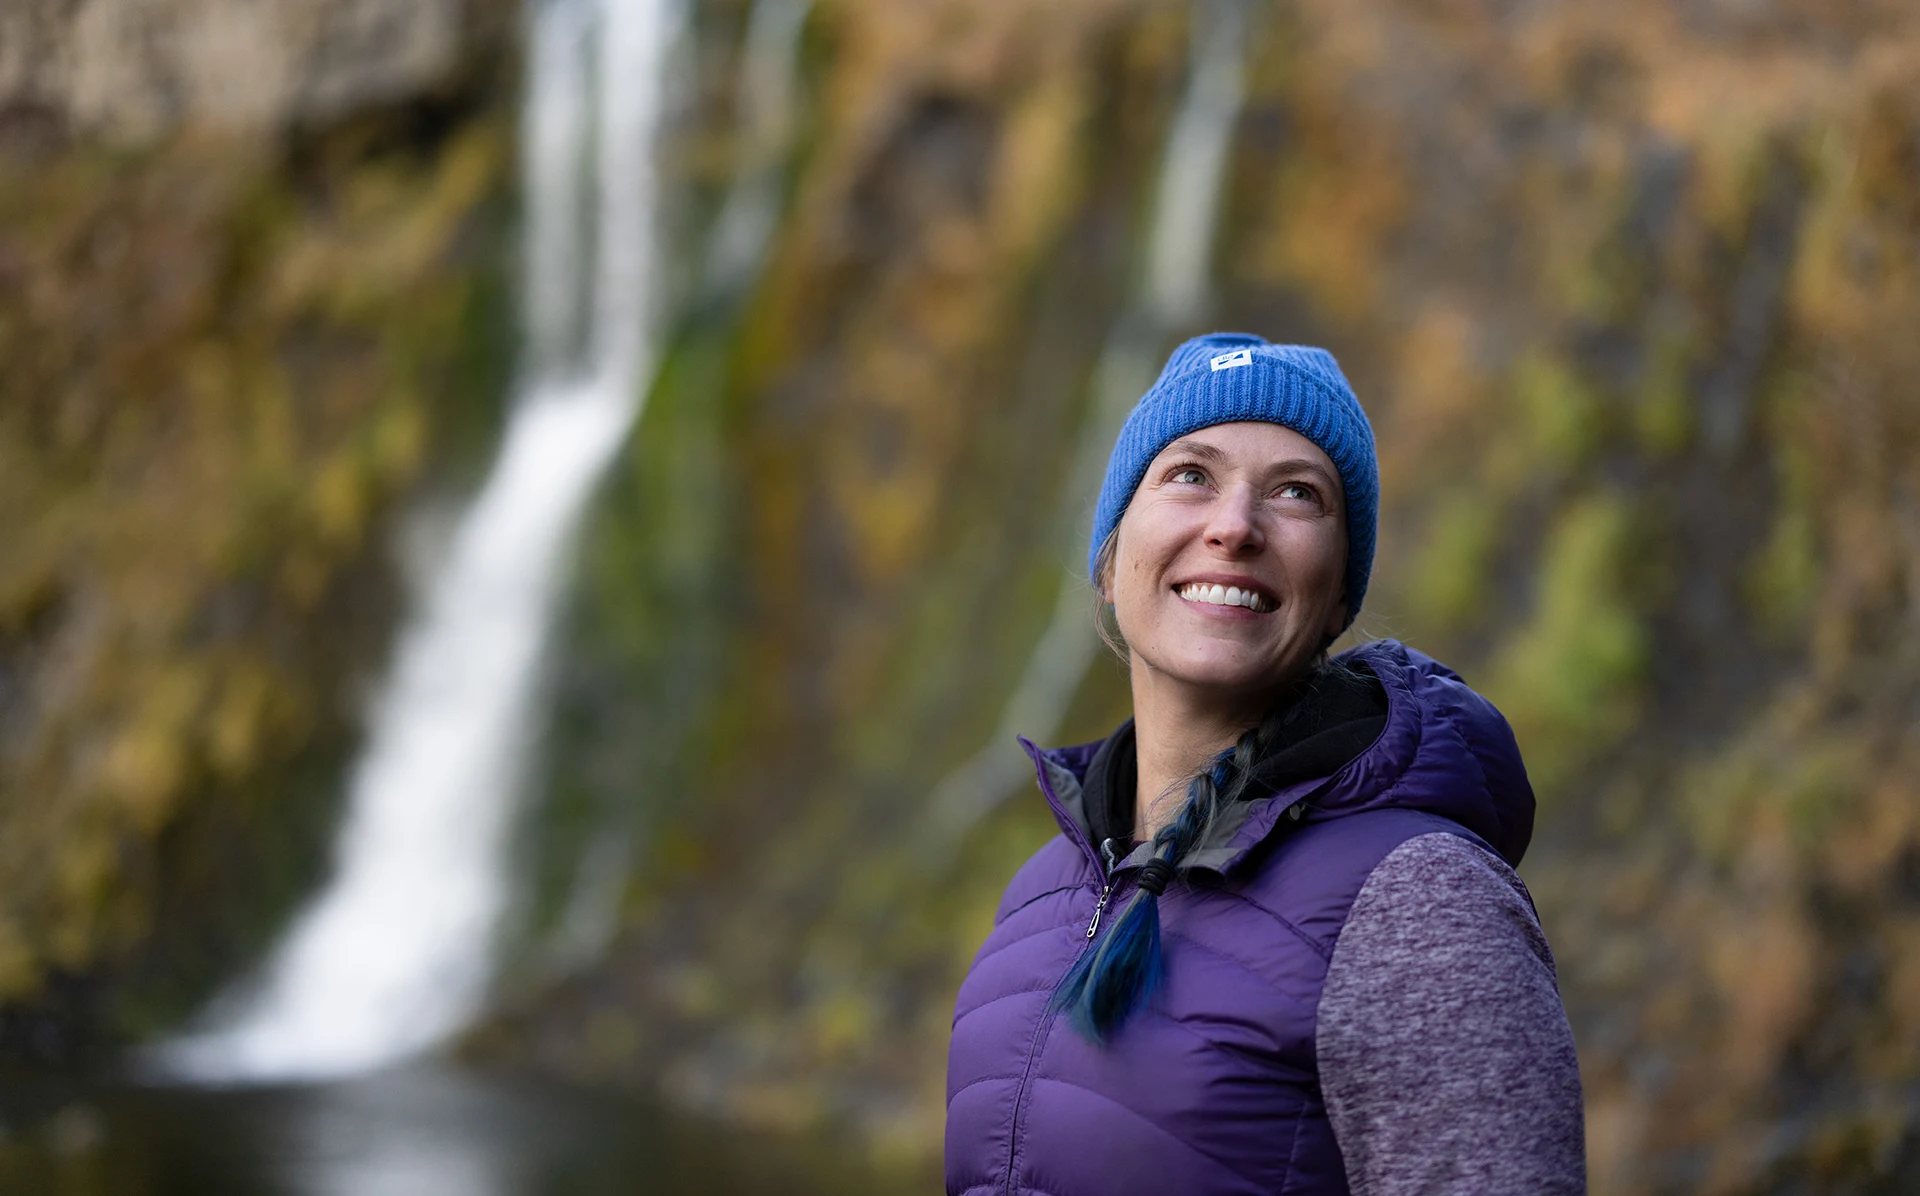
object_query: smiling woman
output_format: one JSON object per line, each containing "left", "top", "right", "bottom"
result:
{"left": 1108, "top": 424, "right": 1348, "bottom": 733}
{"left": 944, "top": 334, "right": 1587, "bottom": 1196}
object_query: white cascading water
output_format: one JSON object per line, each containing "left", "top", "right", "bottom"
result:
{"left": 158, "top": 0, "right": 684, "bottom": 1082}
{"left": 925, "top": 0, "right": 1248, "bottom": 843}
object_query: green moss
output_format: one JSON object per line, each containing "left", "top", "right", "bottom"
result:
{"left": 1547, "top": 177, "right": 1642, "bottom": 326}
{"left": 1405, "top": 488, "right": 1502, "bottom": 635}
{"left": 1633, "top": 322, "right": 1695, "bottom": 455}
{"left": 1485, "top": 493, "right": 1648, "bottom": 796}
{"left": 1748, "top": 505, "right": 1821, "bottom": 637}
{"left": 1745, "top": 378, "right": 1823, "bottom": 639}
{"left": 1686, "top": 729, "right": 1869, "bottom": 862}
{"left": 1511, "top": 349, "right": 1607, "bottom": 470}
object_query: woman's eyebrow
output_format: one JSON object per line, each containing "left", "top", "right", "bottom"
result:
{"left": 1163, "top": 438, "right": 1228, "bottom": 463}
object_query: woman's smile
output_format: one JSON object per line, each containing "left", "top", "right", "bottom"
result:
{"left": 1173, "top": 578, "right": 1277, "bottom": 614}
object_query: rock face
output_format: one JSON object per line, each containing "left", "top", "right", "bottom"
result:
{"left": 1, "top": 0, "right": 490, "bottom": 140}
{"left": 504, "top": 1, "right": 1920, "bottom": 1192}
{"left": 0, "top": 0, "right": 515, "bottom": 1053}
{"left": 6, "top": 0, "right": 1920, "bottom": 1192}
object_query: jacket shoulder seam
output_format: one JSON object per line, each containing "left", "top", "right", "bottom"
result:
{"left": 1176, "top": 895, "right": 1332, "bottom": 963}
{"left": 996, "top": 881, "right": 1087, "bottom": 925}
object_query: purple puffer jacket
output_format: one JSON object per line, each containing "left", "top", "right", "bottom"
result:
{"left": 945, "top": 640, "right": 1537, "bottom": 1196}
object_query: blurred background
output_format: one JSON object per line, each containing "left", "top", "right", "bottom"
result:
{"left": 2, "top": 0, "right": 1918, "bottom": 1191}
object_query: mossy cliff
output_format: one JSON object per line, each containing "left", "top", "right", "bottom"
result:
{"left": 0, "top": 0, "right": 518, "bottom": 1049}
{"left": 4, "top": 0, "right": 1918, "bottom": 1193}
{"left": 498, "top": 2, "right": 1920, "bottom": 1192}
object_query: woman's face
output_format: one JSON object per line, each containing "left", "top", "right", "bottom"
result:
{"left": 1105, "top": 421, "right": 1348, "bottom": 702}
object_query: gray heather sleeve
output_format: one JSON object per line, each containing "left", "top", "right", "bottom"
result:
{"left": 1317, "top": 833, "right": 1586, "bottom": 1195}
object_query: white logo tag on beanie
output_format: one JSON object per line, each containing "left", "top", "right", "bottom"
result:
{"left": 1210, "top": 348, "right": 1253, "bottom": 371}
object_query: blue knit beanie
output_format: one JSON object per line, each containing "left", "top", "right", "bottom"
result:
{"left": 1089, "top": 332, "right": 1378, "bottom": 628}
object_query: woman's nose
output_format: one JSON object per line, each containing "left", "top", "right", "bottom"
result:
{"left": 1204, "top": 485, "right": 1265, "bottom": 555}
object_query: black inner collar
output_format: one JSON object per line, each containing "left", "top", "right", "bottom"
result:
{"left": 1081, "top": 661, "right": 1389, "bottom": 854}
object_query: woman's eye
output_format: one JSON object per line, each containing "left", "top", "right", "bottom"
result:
{"left": 1277, "top": 482, "right": 1316, "bottom": 502}
{"left": 1172, "top": 467, "right": 1207, "bottom": 485}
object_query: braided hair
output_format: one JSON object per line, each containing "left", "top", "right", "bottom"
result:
{"left": 1050, "top": 698, "right": 1304, "bottom": 1044}
{"left": 1066, "top": 529, "right": 1348, "bottom": 1042}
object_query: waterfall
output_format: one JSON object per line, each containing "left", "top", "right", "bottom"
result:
{"left": 924, "top": 0, "right": 1248, "bottom": 844}
{"left": 702, "top": 0, "right": 812, "bottom": 296}
{"left": 156, "top": 0, "right": 684, "bottom": 1083}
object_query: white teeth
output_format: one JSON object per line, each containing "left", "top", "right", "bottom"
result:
{"left": 1178, "top": 583, "right": 1269, "bottom": 611}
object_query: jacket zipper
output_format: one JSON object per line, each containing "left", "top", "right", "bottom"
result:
{"left": 1084, "top": 880, "right": 1114, "bottom": 940}
{"left": 1001, "top": 840, "right": 1124, "bottom": 1195}
{"left": 1085, "top": 839, "right": 1122, "bottom": 940}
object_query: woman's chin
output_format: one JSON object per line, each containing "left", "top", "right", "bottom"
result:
{"left": 1152, "top": 650, "right": 1313, "bottom": 698}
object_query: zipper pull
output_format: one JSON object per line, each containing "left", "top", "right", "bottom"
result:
{"left": 1086, "top": 882, "right": 1114, "bottom": 940}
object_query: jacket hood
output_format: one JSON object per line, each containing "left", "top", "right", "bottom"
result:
{"left": 1024, "top": 639, "right": 1535, "bottom": 873}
